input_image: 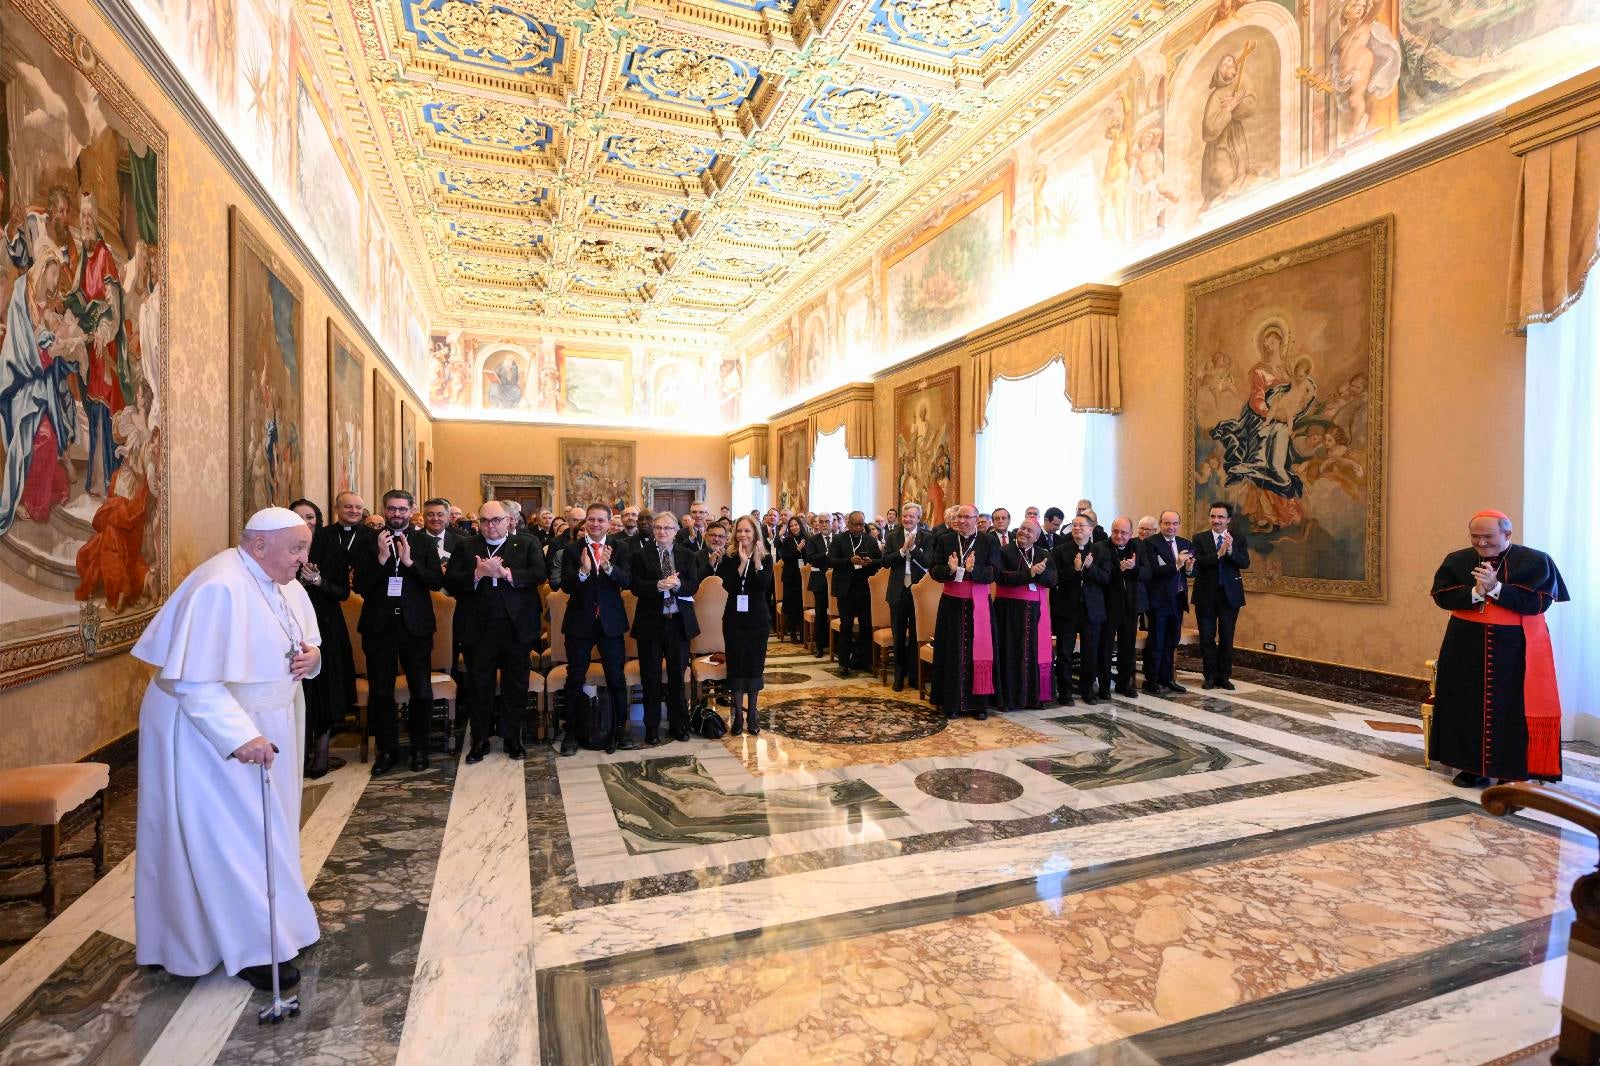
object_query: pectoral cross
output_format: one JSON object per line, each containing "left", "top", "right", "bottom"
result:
{"left": 285, "top": 644, "right": 298, "bottom": 668}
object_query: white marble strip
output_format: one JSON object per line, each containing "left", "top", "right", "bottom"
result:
{"left": 1234, "top": 958, "right": 1565, "bottom": 1065}
{"left": 396, "top": 750, "right": 536, "bottom": 1066}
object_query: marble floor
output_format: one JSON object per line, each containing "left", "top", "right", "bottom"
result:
{"left": 1, "top": 641, "right": 1596, "bottom": 1065}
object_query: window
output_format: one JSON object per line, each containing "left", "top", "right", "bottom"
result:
{"left": 730, "top": 454, "right": 768, "bottom": 519}
{"left": 975, "top": 358, "right": 1117, "bottom": 522}
{"left": 809, "top": 426, "right": 875, "bottom": 515}
{"left": 1524, "top": 278, "right": 1599, "bottom": 743}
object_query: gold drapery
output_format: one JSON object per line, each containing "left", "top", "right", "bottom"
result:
{"left": 1504, "top": 70, "right": 1600, "bottom": 331}
{"left": 726, "top": 424, "right": 769, "bottom": 480}
{"left": 805, "top": 384, "right": 875, "bottom": 458}
{"left": 968, "top": 284, "right": 1122, "bottom": 431}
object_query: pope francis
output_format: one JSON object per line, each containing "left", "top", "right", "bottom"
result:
{"left": 132, "top": 507, "right": 324, "bottom": 991}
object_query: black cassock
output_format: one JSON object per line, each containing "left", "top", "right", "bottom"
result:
{"left": 929, "top": 529, "right": 1001, "bottom": 714}
{"left": 1430, "top": 544, "right": 1569, "bottom": 781}
{"left": 300, "top": 525, "right": 356, "bottom": 738}
{"left": 992, "top": 544, "right": 1057, "bottom": 710}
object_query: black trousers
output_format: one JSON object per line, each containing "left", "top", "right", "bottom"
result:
{"left": 637, "top": 626, "right": 689, "bottom": 736}
{"left": 1197, "top": 605, "right": 1240, "bottom": 683}
{"left": 836, "top": 590, "right": 872, "bottom": 670}
{"left": 888, "top": 593, "right": 918, "bottom": 684}
{"left": 1147, "top": 608, "right": 1182, "bottom": 686}
{"left": 466, "top": 624, "right": 532, "bottom": 746}
{"left": 1058, "top": 614, "right": 1100, "bottom": 698}
{"left": 1102, "top": 613, "right": 1138, "bottom": 692}
{"left": 364, "top": 625, "right": 434, "bottom": 756}
{"left": 810, "top": 587, "right": 830, "bottom": 655}
{"left": 563, "top": 631, "right": 630, "bottom": 738}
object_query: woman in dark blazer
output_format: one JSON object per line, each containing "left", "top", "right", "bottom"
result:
{"left": 716, "top": 515, "right": 772, "bottom": 736}
{"left": 777, "top": 515, "right": 807, "bottom": 645}
{"left": 289, "top": 499, "right": 355, "bottom": 779}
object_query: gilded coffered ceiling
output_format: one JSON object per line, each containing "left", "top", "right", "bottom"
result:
{"left": 296, "top": 0, "right": 1175, "bottom": 344}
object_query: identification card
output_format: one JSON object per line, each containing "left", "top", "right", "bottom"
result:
{"left": 736, "top": 594, "right": 749, "bottom": 612}
{"left": 854, "top": 563, "right": 863, "bottom": 570}
{"left": 387, "top": 576, "right": 404, "bottom": 597}
{"left": 1028, "top": 582, "right": 1037, "bottom": 593}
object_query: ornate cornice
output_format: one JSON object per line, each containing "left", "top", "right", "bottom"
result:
{"left": 1501, "top": 67, "right": 1600, "bottom": 156}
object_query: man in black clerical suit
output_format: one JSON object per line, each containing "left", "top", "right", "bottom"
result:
{"left": 632, "top": 513, "right": 702, "bottom": 744}
{"left": 1098, "top": 517, "right": 1143, "bottom": 697}
{"left": 881, "top": 503, "right": 929, "bottom": 691}
{"left": 1052, "top": 515, "right": 1106, "bottom": 705}
{"left": 556, "top": 502, "right": 634, "bottom": 755}
{"left": 929, "top": 505, "right": 1002, "bottom": 719}
{"left": 353, "top": 489, "right": 444, "bottom": 775}
{"left": 828, "top": 511, "right": 882, "bottom": 677}
{"left": 804, "top": 514, "right": 834, "bottom": 658}
{"left": 446, "top": 500, "right": 545, "bottom": 763}
{"left": 1139, "top": 509, "right": 1195, "bottom": 694}
{"left": 1191, "top": 501, "right": 1251, "bottom": 691}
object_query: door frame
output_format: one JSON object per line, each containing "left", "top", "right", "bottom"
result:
{"left": 480, "top": 473, "right": 556, "bottom": 513}
{"left": 641, "top": 477, "right": 708, "bottom": 513}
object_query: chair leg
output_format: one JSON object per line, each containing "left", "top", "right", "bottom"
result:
{"left": 40, "top": 823, "right": 61, "bottom": 918}
{"left": 360, "top": 705, "right": 370, "bottom": 764}
{"left": 92, "top": 790, "right": 107, "bottom": 876}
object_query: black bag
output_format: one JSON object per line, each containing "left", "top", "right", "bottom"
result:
{"left": 691, "top": 703, "right": 727, "bottom": 739}
{"left": 566, "top": 689, "right": 614, "bottom": 751}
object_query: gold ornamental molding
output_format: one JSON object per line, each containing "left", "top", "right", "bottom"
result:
{"left": 1501, "top": 67, "right": 1600, "bottom": 157}
{"left": 726, "top": 422, "right": 771, "bottom": 479}
{"left": 965, "top": 284, "right": 1122, "bottom": 357}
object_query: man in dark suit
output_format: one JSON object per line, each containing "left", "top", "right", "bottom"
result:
{"left": 676, "top": 500, "right": 710, "bottom": 553}
{"left": 556, "top": 502, "right": 634, "bottom": 755}
{"left": 803, "top": 513, "right": 833, "bottom": 658}
{"left": 632, "top": 513, "right": 702, "bottom": 744}
{"left": 1038, "top": 507, "right": 1067, "bottom": 553}
{"left": 881, "top": 503, "right": 928, "bottom": 691}
{"left": 445, "top": 500, "right": 545, "bottom": 763}
{"left": 1139, "top": 509, "right": 1195, "bottom": 694}
{"left": 421, "top": 498, "right": 464, "bottom": 570}
{"left": 990, "top": 508, "right": 1013, "bottom": 548}
{"left": 1053, "top": 515, "right": 1106, "bottom": 705}
{"left": 829, "top": 511, "right": 882, "bottom": 678}
{"left": 1192, "top": 501, "right": 1250, "bottom": 690}
{"left": 353, "top": 490, "right": 444, "bottom": 774}
{"left": 1099, "top": 517, "right": 1143, "bottom": 696}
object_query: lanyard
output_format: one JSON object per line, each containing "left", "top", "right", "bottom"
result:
{"left": 848, "top": 534, "right": 863, "bottom": 555}
{"left": 1021, "top": 546, "right": 1034, "bottom": 568}
{"left": 737, "top": 557, "right": 751, "bottom": 593}
{"left": 338, "top": 527, "right": 358, "bottom": 553}
{"left": 956, "top": 533, "right": 974, "bottom": 560}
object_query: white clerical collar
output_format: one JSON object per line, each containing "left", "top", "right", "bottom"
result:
{"left": 235, "top": 546, "right": 275, "bottom": 586}
{"left": 486, "top": 537, "right": 506, "bottom": 548}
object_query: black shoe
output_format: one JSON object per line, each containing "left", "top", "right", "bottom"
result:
{"left": 239, "top": 962, "right": 300, "bottom": 991}
{"left": 730, "top": 716, "right": 744, "bottom": 737}
{"left": 559, "top": 736, "right": 578, "bottom": 756}
{"left": 1201, "top": 680, "right": 1216, "bottom": 690}
{"left": 1116, "top": 685, "right": 1138, "bottom": 697}
{"left": 838, "top": 670, "right": 853, "bottom": 680}
{"left": 892, "top": 678, "right": 905, "bottom": 692}
{"left": 1163, "top": 682, "right": 1188, "bottom": 694}
{"left": 614, "top": 734, "right": 640, "bottom": 751}
{"left": 505, "top": 741, "right": 526, "bottom": 759}
{"left": 1140, "top": 684, "right": 1161, "bottom": 695}
{"left": 1097, "top": 688, "right": 1112, "bottom": 700}
{"left": 1218, "top": 680, "right": 1236, "bottom": 691}
{"left": 371, "top": 752, "right": 396, "bottom": 777}
{"left": 945, "top": 710, "right": 957, "bottom": 720}
{"left": 644, "top": 732, "right": 662, "bottom": 747}
{"left": 670, "top": 726, "right": 691, "bottom": 743}
{"left": 465, "top": 741, "right": 490, "bottom": 764}
{"left": 1452, "top": 770, "right": 1492, "bottom": 788}
{"left": 748, "top": 712, "right": 761, "bottom": 736}
{"left": 1081, "top": 693, "right": 1099, "bottom": 706}
{"left": 1060, "top": 695, "right": 1075, "bottom": 707}
{"left": 975, "top": 709, "right": 989, "bottom": 721}
{"left": 411, "top": 752, "right": 429, "bottom": 773}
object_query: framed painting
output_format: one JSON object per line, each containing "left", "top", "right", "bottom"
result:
{"left": 774, "top": 422, "right": 809, "bottom": 514}
{"left": 892, "top": 368, "right": 959, "bottom": 520}
{"left": 327, "top": 320, "right": 364, "bottom": 503}
{"left": 373, "top": 372, "right": 397, "bottom": 496}
{"left": 400, "top": 402, "right": 418, "bottom": 501}
{"left": 559, "top": 347, "right": 630, "bottom": 419}
{"left": 229, "top": 207, "right": 305, "bottom": 533}
{"left": 559, "top": 439, "right": 635, "bottom": 510}
{"left": 1184, "top": 216, "right": 1391, "bottom": 602}
{"left": 1, "top": 0, "right": 170, "bottom": 687}
{"left": 883, "top": 173, "right": 1011, "bottom": 350}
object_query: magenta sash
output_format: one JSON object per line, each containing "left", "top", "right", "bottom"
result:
{"left": 942, "top": 579, "right": 994, "bottom": 694}
{"left": 994, "top": 584, "right": 1054, "bottom": 701}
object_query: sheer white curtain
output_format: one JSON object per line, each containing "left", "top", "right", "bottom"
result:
{"left": 975, "top": 358, "right": 1117, "bottom": 520}
{"left": 730, "top": 454, "right": 768, "bottom": 518}
{"left": 810, "top": 426, "right": 875, "bottom": 515}
{"left": 1524, "top": 278, "right": 1600, "bottom": 743}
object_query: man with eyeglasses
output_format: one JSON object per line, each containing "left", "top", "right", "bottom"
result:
{"left": 555, "top": 502, "right": 635, "bottom": 754}
{"left": 929, "top": 505, "right": 1000, "bottom": 719}
{"left": 631, "top": 512, "right": 702, "bottom": 744}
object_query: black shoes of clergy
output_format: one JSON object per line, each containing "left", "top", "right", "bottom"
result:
{"left": 466, "top": 738, "right": 524, "bottom": 764}
{"left": 410, "top": 752, "right": 429, "bottom": 773}
{"left": 371, "top": 752, "right": 396, "bottom": 777}
{"left": 240, "top": 962, "right": 300, "bottom": 992}
{"left": 559, "top": 735, "right": 578, "bottom": 756}
{"left": 1452, "top": 770, "right": 1492, "bottom": 788}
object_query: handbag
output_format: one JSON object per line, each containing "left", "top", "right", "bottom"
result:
{"left": 691, "top": 702, "right": 727, "bottom": 739}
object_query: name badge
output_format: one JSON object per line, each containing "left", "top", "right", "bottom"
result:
{"left": 853, "top": 563, "right": 863, "bottom": 570}
{"left": 387, "top": 576, "right": 404, "bottom": 597}
{"left": 736, "top": 594, "right": 749, "bottom": 613}
{"left": 1028, "top": 582, "right": 1037, "bottom": 593}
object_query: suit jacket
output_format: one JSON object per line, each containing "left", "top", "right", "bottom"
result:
{"left": 803, "top": 532, "right": 832, "bottom": 594}
{"left": 1191, "top": 528, "right": 1250, "bottom": 611}
{"left": 422, "top": 528, "right": 464, "bottom": 570}
{"left": 1139, "top": 535, "right": 1194, "bottom": 615}
{"left": 991, "top": 528, "right": 1013, "bottom": 549}
{"left": 444, "top": 532, "right": 545, "bottom": 647}
{"left": 557, "top": 536, "right": 633, "bottom": 639}
{"left": 828, "top": 531, "right": 882, "bottom": 599}
{"left": 631, "top": 540, "right": 702, "bottom": 642}
{"left": 1100, "top": 540, "right": 1143, "bottom": 623}
{"left": 675, "top": 526, "right": 708, "bottom": 554}
{"left": 1052, "top": 538, "right": 1107, "bottom": 624}
{"left": 1038, "top": 528, "right": 1068, "bottom": 555}
{"left": 995, "top": 543, "right": 1058, "bottom": 593}
{"left": 353, "top": 527, "right": 444, "bottom": 637}
{"left": 929, "top": 528, "right": 999, "bottom": 585}
{"left": 880, "top": 526, "right": 930, "bottom": 607}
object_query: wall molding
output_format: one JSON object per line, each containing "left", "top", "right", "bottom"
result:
{"left": 1501, "top": 67, "right": 1600, "bottom": 156}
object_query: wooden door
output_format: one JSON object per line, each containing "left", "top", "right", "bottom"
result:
{"left": 487, "top": 479, "right": 546, "bottom": 517}
{"left": 652, "top": 487, "right": 694, "bottom": 517}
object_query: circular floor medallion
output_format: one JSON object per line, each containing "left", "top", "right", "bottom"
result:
{"left": 764, "top": 695, "right": 948, "bottom": 745}
{"left": 914, "top": 768, "right": 1025, "bottom": 804}
{"left": 762, "top": 670, "right": 812, "bottom": 685}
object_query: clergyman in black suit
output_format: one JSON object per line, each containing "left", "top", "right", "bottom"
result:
{"left": 803, "top": 515, "right": 833, "bottom": 658}
{"left": 632, "top": 513, "right": 702, "bottom": 744}
{"left": 1191, "top": 501, "right": 1250, "bottom": 690}
{"left": 1052, "top": 515, "right": 1106, "bottom": 706}
{"left": 1138, "top": 509, "right": 1195, "bottom": 694}
{"left": 829, "top": 511, "right": 882, "bottom": 677}
{"left": 880, "top": 503, "right": 929, "bottom": 690}
{"left": 556, "top": 502, "right": 635, "bottom": 755}
{"left": 1098, "top": 517, "right": 1143, "bottom": 697}
{"left": 445, "top": 500, "right": 545, "bottom": 763}
{"left": 353, "top": 489, "right": 444, "bottom": 775}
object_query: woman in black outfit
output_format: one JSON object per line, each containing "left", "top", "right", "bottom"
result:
{"left": 717, "top": 515, "right": 772, "bottom": 736}
{"left": 777, "top": 515, "right": 807, "bottom": 644}
{"left": 289, "top": 499, "right": 356, "bottom": 779}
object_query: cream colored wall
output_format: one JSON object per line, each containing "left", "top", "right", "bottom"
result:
{"left": 0, "top": 0, "right": 432, "bottom": 770}
{"left": 431, "top": 423, "right": 731, "bottom": 515}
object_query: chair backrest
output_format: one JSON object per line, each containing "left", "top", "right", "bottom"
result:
{"left": 690, "top": 575, "right": 726, "bottom": 654}
{"left": 913, "top": 577, "right": 942, "bottom": 643}
{"left": 772, "top": 559, "right": 784, "bottom": 594}
{"left": 622, "top": 590, "right": 639, "bottom": 658}
{"left": 341, "top": 594, "right": 366, "bottom": 674}
{"left": 868, "top": 568, "right": 891, "bottom": 627}
{"left": 545, "top": 590, "right": 569, "bottom": 664}
{"left": 429, "top": 591, "right": 455, "bottom": 672}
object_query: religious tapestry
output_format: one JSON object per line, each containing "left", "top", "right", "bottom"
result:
{"left": 892, "top": 369, "right": 959, "bottom": 519}
{"left": 774, "top": 422, "right": 809, "bottom": 514}
{"left": 559, "top": 438, "right": 634, "bottom": 510}
{"left": 0, "top": 0, "right": 170, "bottom": 687}
{"left": 229, "top": 208, "right": 304, "bottom": 531}
{"left": 373, "top": 372, "right": 397, "bottom": 495}
{"left": 400, "top": 401, "right": 418, "bottom": 502}
{"left": 327, "top": 321, "right": 364, "bottom": 503}
{"left": 1185, "top": 216, "right": 1390, "bottom": 602}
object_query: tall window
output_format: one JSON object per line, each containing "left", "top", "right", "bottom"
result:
{"left": 730, "top": 454, "right": 768, "bottom": 518}
{"left": 810, "top": 426, "right": 875, "bottom": 515}
{"left": 1524, "top": 279, "right": 1599, "bottom": 742}
{"left": 975, "top": 358, "right": 1117, "bottom": 521}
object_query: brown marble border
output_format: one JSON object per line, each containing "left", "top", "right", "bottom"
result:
{"left": 1178, "top": 647, "right": 1431, "bottom": 703}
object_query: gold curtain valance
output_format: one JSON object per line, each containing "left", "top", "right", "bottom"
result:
{"left": 805, "top": 383, "right": 876, "bottom": 458}
{"left": 726, "top": 423, "right": 769, "bottom": 480}
{"left": 1503, "top": 70, "right": 1600, "bottom": 331}
{"left": 969, "top": 284, "right": 1122, "bottom": 431}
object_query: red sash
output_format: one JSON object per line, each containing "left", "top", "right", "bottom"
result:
{"left": 942, "top": 580, "right": 994, "bottom": 695}
{"left": 994, "top": 584, "right": 1054, "bottom": 701}
{"left": 1450, "top": 601, "right": 1562, "bottom": 777}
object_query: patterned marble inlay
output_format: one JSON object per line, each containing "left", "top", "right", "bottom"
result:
{"left": 1026, "top": 712, "right": 1258, "bottom": 791}
{"left": 914, "top": 767, "right": 1025, "bottom": 803}
{"left": 767, "top": 692, "right": 950, "bottom": 745}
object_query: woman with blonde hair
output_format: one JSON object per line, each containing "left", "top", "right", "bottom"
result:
{"left": 717, "top": 514, "right": 772, "bottom": 735}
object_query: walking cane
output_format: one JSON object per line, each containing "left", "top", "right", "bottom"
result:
{"left": 254, "top": 749, "right": 299, "bottom": 1024}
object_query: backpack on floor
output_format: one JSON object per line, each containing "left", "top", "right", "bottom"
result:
{"left": 691, "top": 702, "right": 727, "bottom": 740}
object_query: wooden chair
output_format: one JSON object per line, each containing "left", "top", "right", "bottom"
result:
{"left": 0, "top": 763, "right": 109, "bottom": 920}
{"left": 689, "top": 576, "right": 728, "bottom": 708}
{"left": 349, "top": 592, "right": 459, "bottom": 756}
{"left": 771, "top": 559, "right": 786, "bottom": 636}
{"left": 912, "top": 577, "right": 943, "bottom": 700}
{"left": 543, "top": 591, "right": 641, "bottom": 737}
{"left": 801, "top": 564, "right": 833, "bottom": 654}
{"left": 540, "top": 591, "right": 569, "bottom": 739}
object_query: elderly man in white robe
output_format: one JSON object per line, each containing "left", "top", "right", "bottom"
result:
{"left": 133, "top": 507, "right": 323, "bottom": 991}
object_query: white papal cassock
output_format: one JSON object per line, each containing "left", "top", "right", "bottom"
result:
{"left": 132, "top": 546, "right": 323, "bottom": 976}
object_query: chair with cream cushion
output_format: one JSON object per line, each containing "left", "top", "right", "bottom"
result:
{"left": 0, "top": 763, "right": 109, "bottom": 919}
